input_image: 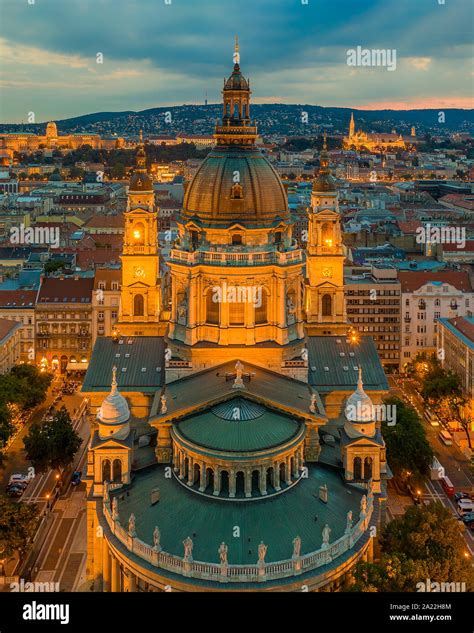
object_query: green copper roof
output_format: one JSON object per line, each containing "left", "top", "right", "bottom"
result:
{"left": 113, "top": 463, "right": 364, "bottom": 566}
{"left": 82, "top": 336, "right": 165, "bottom": 393}
{"left": 307, "top": 335, "right": 388, "bottom": 393}
{"left": 211, "top": 398, "right": 265, "bottom": 421}
{"left": 177, "top": 403, "right": 302, "bottom": 452}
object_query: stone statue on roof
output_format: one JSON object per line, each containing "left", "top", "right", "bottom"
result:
{"left": 292, "top": 536, "right": 301, "bottom": 559}
{"left": 346, "top": 510, "right": 353, "bottom": 534}
{"left": 112, "top": 496, "right": 118, "bottom": 520}
{"left": 128, "top": 513, "right": 136, "bottom": 537}
{"left": 160, "top": 393, "right": 167, "bottom": 415}
{"left": 233, "top": 360, "right": 245, "bottom": 389}
{"left": 322, "top": 523, "right": 331, "bottom": 547}
{"left": 258, "top": 541, "right": 267, "bottom": 564}
{"left": 218, "top": 542, "right": 228, "bottom": 566}
{"left": 183, "top": 536, "right": 193, "bottom": 562}
{"left": 309, "top": 392, "right": 317, "bottom": 413}
{"left": 153, "top": 526, "right": 161, "bottom": 551}
{"left": 360, "top": 494, "right": 367, "bottom": 516}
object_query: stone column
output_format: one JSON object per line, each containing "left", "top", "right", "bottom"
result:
{"left": 244, "top": 470, "right": 252, "bottom": 498}
{"left": 259, "top": 467, "right": 267, "bottom": 495}
{"left": 199, "top": 462, "right": 206, "bottom": 492}
{"left": 187, "top": 456, "right": 194, "bottom": 486}
{"left": 229, "top": 469, "right": 236, "bottom": 498}
{"left": 125, "top": 569, "right": 137, "bottom": 592}
{"left": 285, "top": 456, "right": 292, "bottom": 485}
{"left": 102, "top": 538, "right": 110, "bottom": 592}
{"left": 213, "top": 468, "right": 220, "bottom": 496}
{"left": 179, "top": 452, "right": 186, "bottom": 480}
{"left": 273, "top": 464, "right": 281, "bottom": 491}
{"left": 111, "top": 556, "right": 120, "bottom": 592}
{"left": 292, "top": 453, "right": 299, "bottom": 478}
{"left": 173, "top": 445, "right": 179, "bottom": 472}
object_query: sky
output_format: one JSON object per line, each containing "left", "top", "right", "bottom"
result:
{"left": 0, "top": 0, "right": 473, "bottom": 123}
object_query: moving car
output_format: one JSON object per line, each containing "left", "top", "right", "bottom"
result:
{"left": 71, "top": 471, "right": 82, "bottom": 486}
{"left": 7, "top": 485, "right": 24, "bottom": 497}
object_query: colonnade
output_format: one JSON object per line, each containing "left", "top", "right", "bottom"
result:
{"left": 172, "top": 444, "right": 305, "bottom": 498}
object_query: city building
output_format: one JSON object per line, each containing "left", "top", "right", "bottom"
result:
{"left": 0, "top": 290, "right": 37, "bottom": 363}
{"left": 437, "top": 316, "right": 474, "bottom": 422}
{"left": 399, "top": 271, "right": 474, "bottom": 367}
{"left": 92, "top": 268, "right": 121, "bottom": 345}
{"left": 343, "top": 113, "right": 407, "bottom": 152}
{"left": 36, "top": 276, "right": 94, "bottom": 373}
{"left": 0, "top": 121, "right": 123, "bottom": 152}
{"left": 82, "top": 45, "right": 389, "bottom": 593}
{"left": 345, "top": 266, "right": 401, "bottom": 372}
{"left": 0, "top": 318, "right": 22, "bottom": 373}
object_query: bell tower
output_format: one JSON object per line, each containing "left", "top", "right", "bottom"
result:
{"left": 117, "top": 135, "right": 164, "bottom": 336}
{"left": 305, "top": 135, "right": 348, "bottom": 335}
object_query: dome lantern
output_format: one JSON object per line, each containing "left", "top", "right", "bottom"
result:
{"left": 97, "top": 366, "right": 131, "bottom": 440}
{"left": 343, "top": 367, "right": 376, "bottom": 438}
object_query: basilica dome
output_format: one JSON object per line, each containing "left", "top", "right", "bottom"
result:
{"left": 97, "top": 367, "right": 131, "bottom": 440}
{"left": 181, "top": 146, "right": 289, "bottom": 225}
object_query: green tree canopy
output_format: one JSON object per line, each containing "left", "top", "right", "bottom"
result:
{"left": 349, "top": 503, "right": 474, "bottom": 591}
{"left": 382, "top": 396, "right": 433, "bottom": 482}
{"left": 0, "top": 496, "right": 39, "bottom": 564}
{"left": 24, "top": 406, "right": 81, "bottom": 473}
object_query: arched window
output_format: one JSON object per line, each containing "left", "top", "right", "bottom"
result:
{"left": 206, "top": 290, "right": 219, "bottom": 325}
{"left": 132, "top": 222, "right": 145, "bottom": 245}
{"left": 112, "top": 459, "right": 122, "bottom": 482}
{"left": 364, "top": 457, "right": 373, "bottom": 480}
{"left": 353, "top": 457, "right": 362, "bottom": 480}
{"left": 322, "top": 294, "right": 332, "bottom": 317}
{"left": 233, "top": 102, "right": 239, "bottom": 118}
{"left": 321, "top": 222, "right": 333, "bottom": 246}
{"left": 226, "top": 102, "right": 230, "bottom": 116}
{"left": 134, "top": 294, "right": 144, "bottom": 317}
{"left": 255, "top": 291, "right": 268, "bottom": 325}
{"left": 102, "top": 459, "right": 111, "bottom": 482}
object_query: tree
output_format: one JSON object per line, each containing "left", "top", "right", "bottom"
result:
{"left": 348, "top": 503, "right": 474, "bottom": 591}
{"left": 9, "top": 364, "right": 52, "bottom": 410}
{"left": 44, "top": 260, "right": 65, "bottom": 275}
{"left": 382, "top": 397, "right": 433, "bottom": 483}
{"left": 24, "top": 406, "right": 81, "bottom": 473}
{"left": 0, "top": 496, "right": 39, "bottom": 572}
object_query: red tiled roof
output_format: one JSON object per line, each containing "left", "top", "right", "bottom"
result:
{"left": 397, "top": 220, "right": 422, "bottom": 234}
{"left": 75, "top": 250, "right": 121, "bottom": 269}
{"left": 439, "top": 194, "right": 474, "bottom": 211}
{"left": 0, "top": 290, "right": 37, "bottom": 307}
{"left": 0, "top": 317, "right": 21, "bottom": 341}
{"left": 447, "top": 317, "right": 474, "bottom": 343}
{"left": 440, "top": 240, "right": 474, "bottom": 253}
{"left": 84, "top": 215, "right": 124, "bottom": 228}
{"left": 93, "top": 267, "right": 121, "bottom": 289}
{"left": 399, "top": 271, "right": 473, "bottom": 293}
{"left": 38, "top": 276, "right": 94, "bottom": 303}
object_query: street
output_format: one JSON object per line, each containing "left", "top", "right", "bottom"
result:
{"left": 387, "top": 375, "right": 474, "bottom": 557}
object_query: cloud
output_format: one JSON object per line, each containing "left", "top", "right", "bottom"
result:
{"left": 405, "top": 57, "right": 432, "bottom": 71}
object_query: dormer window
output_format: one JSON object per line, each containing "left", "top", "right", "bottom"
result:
{"left": 274, "top": 231, "right": 282, "bottom": 244}
{"left": 231, "top": 234, "right": 243, "bottom": 246}
{"left": 230, "top": 182, "right": 243, "bottom": 199}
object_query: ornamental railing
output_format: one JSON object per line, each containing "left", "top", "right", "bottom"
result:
{"left": 169, "top": 248, "right": 302, "bottom": 267}
{"left": 102, "top": 488, "right": 374, "bottom": 583}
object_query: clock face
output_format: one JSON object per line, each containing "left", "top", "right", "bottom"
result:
{"left": 134, "top": 266, "right": 145, "bottom": 278}
{"left": 322, "top": 267, "right": 333, "bottom": 278}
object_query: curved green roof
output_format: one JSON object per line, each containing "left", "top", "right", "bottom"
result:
{"left": 176, "top": 404, "right": 302, "bottom": 452}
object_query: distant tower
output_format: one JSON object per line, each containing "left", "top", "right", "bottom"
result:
{"left": 411, "top": 126, "right": 416, "bottom": 137}
{"left": 205, "top": 91, "right": 208, "bottom": 107}
{"left": 349, "top": 112, "right": 355, "bottom": 138}
{"left": 305, "top": 134, "right": 348, "bottom": 335}
{"left": 117, "top": 133, "right": 164, "bottom": 336}
{"left": 46, "top": 121, "right": 58, "bottom": 138}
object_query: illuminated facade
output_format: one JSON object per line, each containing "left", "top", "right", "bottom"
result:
{"left": 83, "top": 44, "right": 389, "bottom": 593}
{"left": 343, "top": 112, "right": 407, "bottom": 152}
{"left": 0, "top": 121, "right": 121, "bottom": 153}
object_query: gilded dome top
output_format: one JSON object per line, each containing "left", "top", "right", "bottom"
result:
{"left": 129, "top": 132, "right": 153, "bottom": 193}
{"left": 181, "top": 145, "right": 289, "bottom": 226}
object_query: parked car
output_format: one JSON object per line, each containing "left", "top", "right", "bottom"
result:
{"left": 9, "top": 473, "right": 29, "bottom": 486}
{"left": 6, "top": 480, "right": 28, "bottom": 491}
{"left": 454, "top": 492, "right": 474, "bottom": 502}
{"left": 71, "top": 471, "right": 82, "bottom": 486}
{"left": 7, "top": 485, "right": 24, "bottom": 497}
{"left": 461, "top": 512, "right": 474, "bottom": 524}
